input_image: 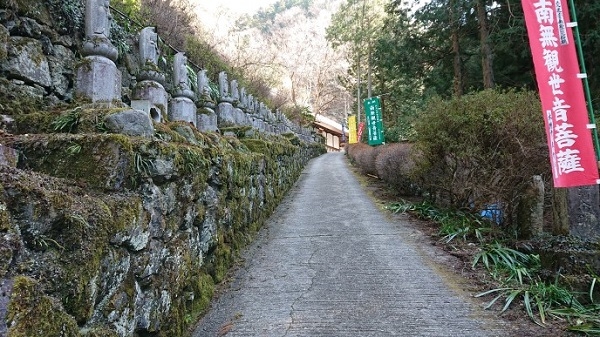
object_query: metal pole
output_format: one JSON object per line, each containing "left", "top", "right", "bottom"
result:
{"left": 568, "top": 0, "right": 600, "bottom": 163}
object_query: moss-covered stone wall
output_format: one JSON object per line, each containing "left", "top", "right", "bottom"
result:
{"left": 0, "top": 119, "right": 324, "bottom": 336}
{"left": 0, "top": 3, "right": 326, "bottom": 335}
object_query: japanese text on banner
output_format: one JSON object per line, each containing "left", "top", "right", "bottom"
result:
{"left": 522, "top": 0, "right": 598, "bottom": 187}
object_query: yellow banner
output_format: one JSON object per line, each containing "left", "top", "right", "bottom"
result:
{"left": 348, "top": 115, "right": 358, "bottom": 144}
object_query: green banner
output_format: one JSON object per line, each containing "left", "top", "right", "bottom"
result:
{"left": 363, "top": 97, "right": 384, "bottom": 146}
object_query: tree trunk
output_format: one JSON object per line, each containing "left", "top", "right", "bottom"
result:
{"left": 357, "top": 52, "right": 362, "bottom": 124}
{"left": 477, "top": 0, "right": 495, "bottom": 89}
{"left": 367, "top": 49, "right": 372, "bottom": 98}
{"left": 450, "top": 0, "right": 463, "bottom": 96}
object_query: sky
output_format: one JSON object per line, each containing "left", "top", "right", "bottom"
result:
{"left": 194, "top": 0, "right": 278, "bottom": 30}
{"left": 192, "top": 0, "right": 276, "bottom": 14}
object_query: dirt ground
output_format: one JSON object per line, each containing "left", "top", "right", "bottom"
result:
{"left": 354, "top": 167, "right": 582, "bottom": 337}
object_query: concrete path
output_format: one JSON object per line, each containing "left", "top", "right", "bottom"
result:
{"left": 193, "top": 153, "right": 505, "bottom": 337}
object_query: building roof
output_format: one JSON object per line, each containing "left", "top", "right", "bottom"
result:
{"left": 312, "top": 115, "right": 347, "bottom": 137}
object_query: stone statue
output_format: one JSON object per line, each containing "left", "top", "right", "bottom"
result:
{"left": 85, "top": 0, "right": 112, "bottom": 38}
{"left": 239, "top": 87, "right": 248, "bottom": 109}
{"left": 197, "top": 69, "right": 215, "bottom": 107}
{"left": 138, "top": 27, "right": 164, "bottom": 83}
{"left": 82, "top": 0, "right": 117, "bottom": 61}
{"left": 140, "top": 27, "right": 159, "bottom": 67}
{"left": 218, "top": 71, "right": 232, "bottom": 103}
{"left": 77, "top": 0, "right": 120, "bottom": 102}
{"left": 230, "top": 79, "right": 240, "bottom": 104}
{"left": 172, "top": 52, "right": 194, "bottom": 100}
{"left": 247, "top": 94, "right": 254, "bottom": 112}
{"left": 170, "top": 53, "right": 197, "bottom": 126}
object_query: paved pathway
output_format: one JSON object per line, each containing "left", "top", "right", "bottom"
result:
{"left": 193, "top": 152, "right": 506, "bottom": 336}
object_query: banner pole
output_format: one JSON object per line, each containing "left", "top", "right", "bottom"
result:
{"left": 568, "top": 0, "right": 600, "bottom": 164}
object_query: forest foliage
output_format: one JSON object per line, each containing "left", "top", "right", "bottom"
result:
{"left": 327, "top": 0, "right": 600, "bottom": 142}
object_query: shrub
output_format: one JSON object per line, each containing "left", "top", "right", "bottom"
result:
{"left": 346, "top": 143, "right": 367, "bottom": 164}
{"left": 375, "top": 143, "right": 416, "bottom": 195}
{"left": 412, "top": 89, "right": 550, "bottom": 225}
{"left": 359, "top": 145, "right": 380, "bottom": 176}
{"left": 346, "top": 143, "right": 379, "bottom": 176}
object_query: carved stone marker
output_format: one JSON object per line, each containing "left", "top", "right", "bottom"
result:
{"left": 218, "top": 71, "right": 233, "bottom": 103}
{"left": 76, "top": 0, "right": 121, "bottom": 103}
{"left": 138, "top": 27, "right": 165, "bottom": 83}
{"left": 133, "top": 27, "right": 168, "bottom": 122}
{"left": 169, "top": 52, "right": 196, "bottom": 126}
{"left": 196, "top": 70, "right": 218, "bottom": 132}
{"left": 197, "top": 69, "right": 215, "bottom": 108}
{"left": 230, "top": 79, "right": 240, "bottom": 106}
{"left": 239, "top": 87, "right": 248, "bottom": 110}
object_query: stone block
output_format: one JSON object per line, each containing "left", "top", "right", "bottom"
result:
{"left": 216, "top": 102, "right": 236, "bottom": 127}
{"left": 197, "top": 108, "right": 218, "bottom": 133}
{"left": 4, "top": 37, "right": 51, "bottom": 87}
{"left": 104, "top": 109, "right": 154, "bottom": 138}
{"left": 133, "top": 80, "right": 168, "bottom": 122}
{"left": 130, "top": 99, "right": 160, "bottom": 123}
{"left": 169, "top": 97, "right": 197, "bottom": 127}
{"left": 47, "top": 45, "right": 75, "bottom": 98}
{"left": 75, "top": 55, "right": 121, "bottom": 103}
{"left": 234, "top": 108, "right": 247, "bottom": 126}
{"left": 104, "top": 109, "right": 154, "bottom": 137}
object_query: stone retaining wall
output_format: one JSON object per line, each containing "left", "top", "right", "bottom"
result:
{"left": 0, "top": 1, "right": 326, "bottom": 336}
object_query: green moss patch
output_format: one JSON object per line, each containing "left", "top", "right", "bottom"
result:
{"left": 7, "top": 276, "right": 79, "bottom": 337}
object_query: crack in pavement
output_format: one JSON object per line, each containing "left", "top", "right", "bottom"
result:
{"left": 283, "top": 245, "right": 319, "bottom": 337}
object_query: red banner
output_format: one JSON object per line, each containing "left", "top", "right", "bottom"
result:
{"left": 523, "top": 0, "right": 599, "bottom": 187}
{"left": 357, "top": 122, "right": 365, "bottom": 142}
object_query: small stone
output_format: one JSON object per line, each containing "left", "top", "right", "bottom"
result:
{"left": 0, "top": 145, "right": 18, "bottom": 167}
{"left": 104, "top": 109, "right": 154, "bottom": 137}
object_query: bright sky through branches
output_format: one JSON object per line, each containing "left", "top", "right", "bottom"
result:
{"left": 194, "top": 0, "right": 278, "bottom": 28}
{"left": 195, "top": 0, "right": 278, "bottom": 15}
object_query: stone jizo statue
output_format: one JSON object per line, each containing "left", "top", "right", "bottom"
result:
{"left": 218, "top": 71, "right": 233, "bottom": 103}
{"left": 86, "top": 0, "right": 112, "bottom": 38}
{"left": 172, "top": 52, "right": 195, "bottom": 100}
{"left": 230, "top": 80, "right": 240, "bottom": 103}
{"left": 197, "top": 69, "right": 216, "bottom": 107}
{"left": 138, "top": 27, "right": 164, "bottom": 83}
{"left": 83, "top": 0, "right": 117, "bottom": 61}
{"left": 239, "top": 87, "right": 248, "bottom": 109}
{"left": 139, "top": 27, "right": 159, "bottom": 67}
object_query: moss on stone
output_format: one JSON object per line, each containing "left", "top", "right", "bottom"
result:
{"left": 154, "top": 122, "right": 188, "bottom": 143}
{"left": 1, "top": 87, "right": 324, "bottom": 336}
{"left": 12, "top": 133, "right": 137, "bottom": 191}
{"left": 240, "top": 139, "right": 271, "bottom": 154}
{"left": 220, "top": 126, "right": 253, "bottom": 138}
{"left": 7, "top": 276, "right": 79, "bottom": 337}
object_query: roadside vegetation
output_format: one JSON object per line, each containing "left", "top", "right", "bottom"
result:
{"left": 384, "top": 199, "right": 600, "bottom": 335}
{"left": 345, "top": 89, "right": 600, "bottom": 335}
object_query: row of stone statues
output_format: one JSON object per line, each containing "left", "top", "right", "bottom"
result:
{"left": 75, "top": 0, "right": 314, "bottom": 141}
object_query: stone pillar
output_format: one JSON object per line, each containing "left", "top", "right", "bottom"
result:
{"left": 76, "top": 0, "right": 121, "bottom": 104}
{"left": 216, "top": 71, "right": 235, "bottom": 127}
{"left": 230, "top": 80, "right": 240, "bottom": 106}
{"left": 196, "top": 69, "right": 218, "bottom": 132}
{"left": 169, "top": 52, "right": 196, "bottom": 126}
{"left": 567, "top": 186, "right": 600, "bottom": 239}
{"left": 239, "top": 87, "right": 248, "bottom": 110}
{"left": 133, "top": 27, "right": 168, "bottom": 122}
{"left": 218, "top": 72, "right": 233, "bottom": 104}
